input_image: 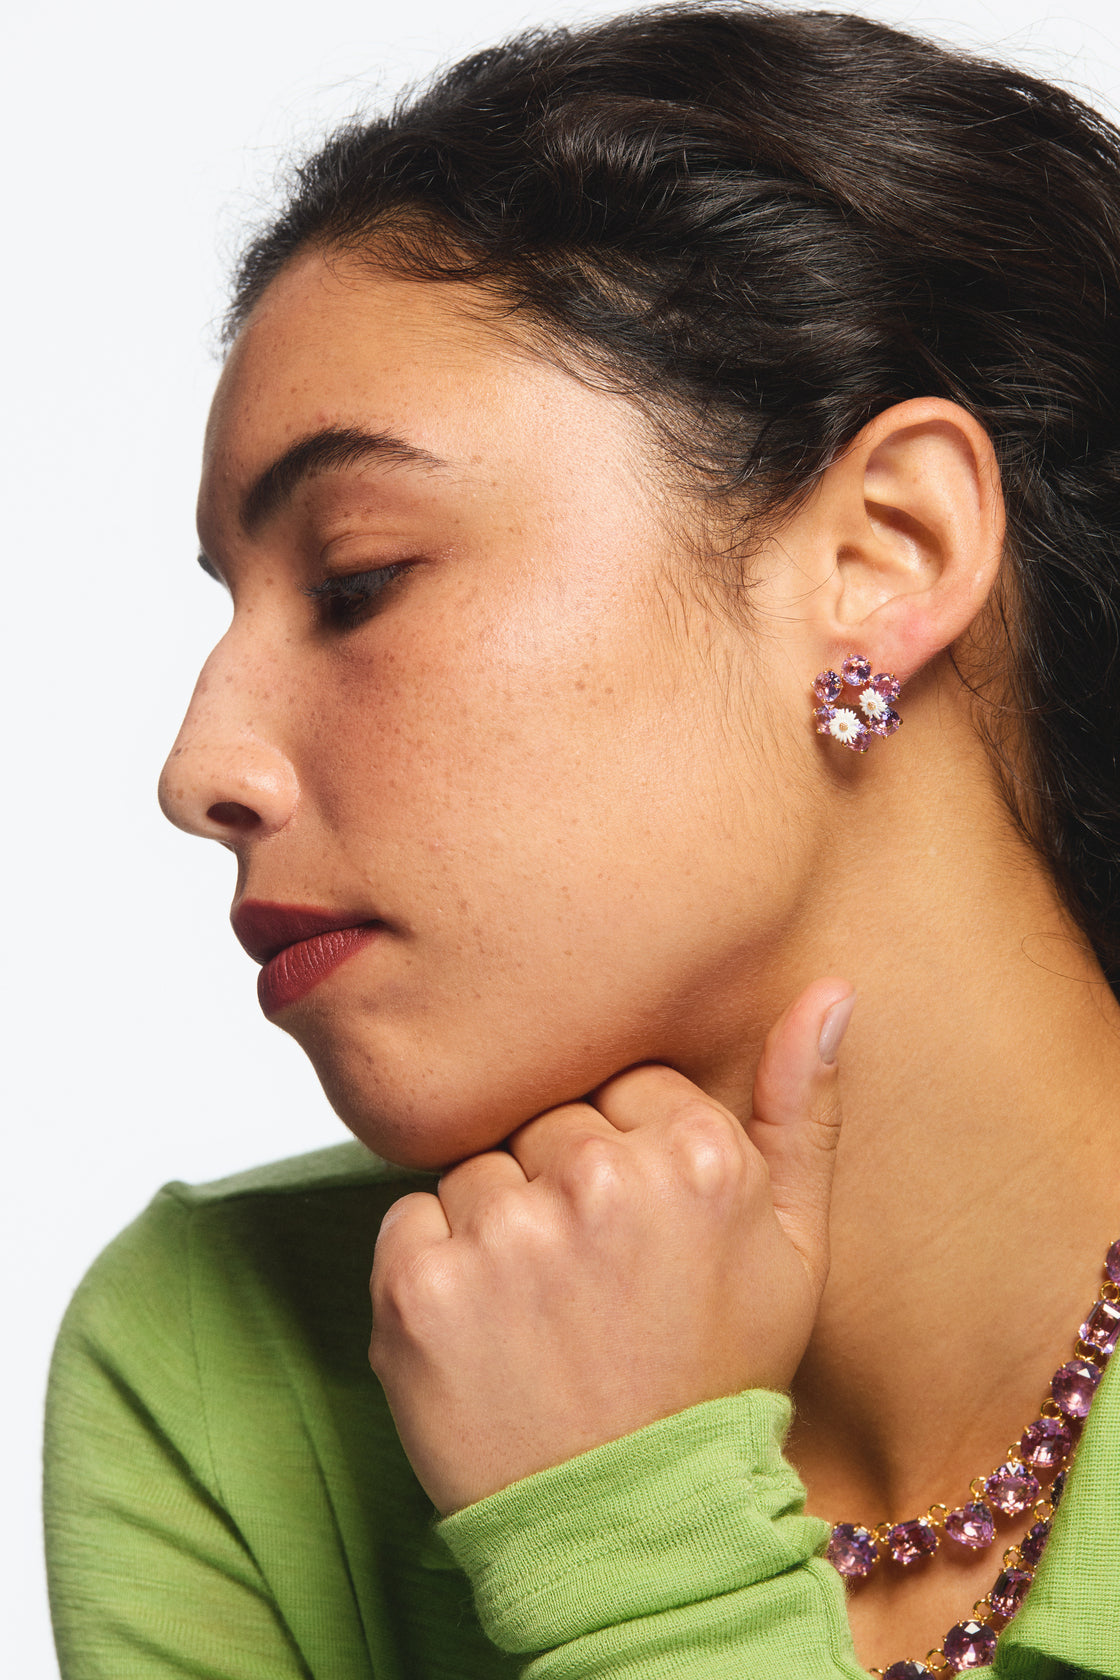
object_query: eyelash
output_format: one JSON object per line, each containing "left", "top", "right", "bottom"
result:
{"left": 302, "top": 562, "right": 416, "bottom": 630}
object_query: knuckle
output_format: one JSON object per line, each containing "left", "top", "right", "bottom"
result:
{"left": 374, "top": 1190, "right": 433, "bottom": 1254}
{"left": 665, "top": 1103, "right": 744, "bottom": 1194}
{"left": 370, "top": 1244, "right": 456, "bottom": 1342}
{"left": 473, "top": 1184, "right": 537, "bottom": 1247}
{"left": 558, "top": 1133, "right": 627, "bottom": 1207}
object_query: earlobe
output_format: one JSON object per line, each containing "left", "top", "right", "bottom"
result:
{"left": 824, "top": 398, "right": 1005, "bottom": 681}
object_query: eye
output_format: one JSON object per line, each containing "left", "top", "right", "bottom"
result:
{"left": 303, "top": 562, "right": 416, "bottom": 630}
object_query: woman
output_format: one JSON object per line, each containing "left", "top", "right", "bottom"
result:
{"left": 44, "top": 5, "right": 1120, "bottom": 1677}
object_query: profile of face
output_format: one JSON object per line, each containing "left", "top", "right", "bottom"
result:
{"left": 159, "top": 249, "right": 980, "bottom": 1171}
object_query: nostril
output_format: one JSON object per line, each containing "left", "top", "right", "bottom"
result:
{"left": 208, "top": 800, "right": 262, "bottom": 832}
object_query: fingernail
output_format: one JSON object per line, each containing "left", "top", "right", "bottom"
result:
{"left": 818, "top": 992, "right": 856, "bottom": 1065}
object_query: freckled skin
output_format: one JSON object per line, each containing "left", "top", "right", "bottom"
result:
{"left": 161, "top": 252, "right": 818, "bottom": 1169}
{"left": 159, "top": 250, "right": 1120, "bottom": 1668}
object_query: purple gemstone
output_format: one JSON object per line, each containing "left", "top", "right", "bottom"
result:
{"left": 1081, "top": 1297, "right": 1120, "bottom": 1357}
{"left": 869, "top": 706, "right": 902, "bottom": 737}
{"left": 841, "top": 654, "right": 872, "bottom": 686}
{"left": 888, "top": 1518, "right": 939, "bottom": 1565}
{"left": 1107, "top": 1239, "right": 1120, "bottom": 1285}
{"left": 884, "top": 1665, "right": 931, "bottom": 1679}
{"left": 1019, "top": 1417, "right": 1072, "bottom": 1471}
{"left": 943, "top": 1619, "right": 998, "bottom": 1671}
{"left": 945, "top": 1501, "right": 995, "bottom": 1549}
{"left": 1052, "top": 1358, "right": 1102, "bottom": 1420}
{"left": 826, "top": 1522, "right": 878, "bottom": 1578}
{"left": 813, "top": 669, "right": 843, "bottom": 704}
{"left": 985, "top": 1461, "right": 1041, "bottom": 1516}
{"left": 1019, "top": 1518, "right": 1051, "bottom": 1567}
{"left": 872, "top": 672, "right": 901, "bottom": 701}
{"left": 990, "top": 1565, "right": 1033, "bottom": 1621}
{"left": 814, "top": 704, "right": 837, "bottom": 733}
{"left": 1051, "top": 1469, "right": 1067, "bottom": 1507}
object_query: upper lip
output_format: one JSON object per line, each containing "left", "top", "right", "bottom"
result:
{"left": 231, "top": 900, "right": 383, "bottom": 965}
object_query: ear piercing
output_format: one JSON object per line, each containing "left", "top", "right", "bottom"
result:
{"left": 813, "top": 655, "right": 902, "bottom": 752}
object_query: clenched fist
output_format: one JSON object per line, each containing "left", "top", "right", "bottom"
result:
{"left": 368, "top": 979, "right": 854, "bottom": 1514}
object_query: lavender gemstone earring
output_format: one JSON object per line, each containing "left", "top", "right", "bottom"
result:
{"left": 813, "top": 655, "right": 902, "bottom": 753}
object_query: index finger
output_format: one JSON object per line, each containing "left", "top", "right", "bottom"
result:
{"left": 506, "top": 1099, "right": 619, "bottom": 1181}
{"left": 588, "top": 1062, "right": 732, "bottom": 1134}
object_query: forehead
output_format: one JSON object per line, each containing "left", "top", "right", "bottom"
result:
{"left": 199, "top": 251, "right": 656, "bottom": 533}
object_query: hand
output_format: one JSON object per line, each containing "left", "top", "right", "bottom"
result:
{"left": 368, "top": 979, "right": 854, "bottom": 1515}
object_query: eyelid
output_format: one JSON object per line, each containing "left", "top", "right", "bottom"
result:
{"left": 301, "top": 560, "right": 420, "bottom": 630}
{"left": 302, "top": 560, "right": 415, "bottom": 601}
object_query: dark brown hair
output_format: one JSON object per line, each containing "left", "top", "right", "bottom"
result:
{"left": 231, "top": 4, "right": 1120, "bottom": 987}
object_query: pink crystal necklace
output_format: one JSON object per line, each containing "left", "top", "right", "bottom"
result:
{"left": 827, "top": 1237, "right": 1120, "bottom": 1678}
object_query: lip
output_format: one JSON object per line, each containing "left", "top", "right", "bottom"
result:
{"left": 232, "top": 900, "right": 386, "bottom": 1016}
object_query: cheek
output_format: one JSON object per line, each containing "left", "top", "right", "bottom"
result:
{"left": 276, "top": 588, "right": 810, "bottom": 1160}
{"left": 302, "top": 578, "right": 657, "bottom": 846}
{"left": 298, "top": 588, "right": 802, "bottom": 963}
{"left": 306, "top": 654, "right": 783, "bottom": 943}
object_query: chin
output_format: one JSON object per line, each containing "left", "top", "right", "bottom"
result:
{"left": 283, "top": 1019, "right": 533, "bottom": 1173}
{"left": 302, "top": 1057, "right": 494, "bottom": 1171}
{"left": 280, "top": 996, "right": 618, "bottom": 1173}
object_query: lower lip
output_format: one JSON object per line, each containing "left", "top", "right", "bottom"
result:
{"left": 258, "top": 925, "right": 383, "bottom": 1016}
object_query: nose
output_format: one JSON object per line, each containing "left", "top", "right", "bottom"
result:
{"left": 158, "top": 642, "right": 300, "bottom": 844}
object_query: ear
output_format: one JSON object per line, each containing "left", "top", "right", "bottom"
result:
{"left": 798, "top": 397, "right": 1005, "bottom": 679}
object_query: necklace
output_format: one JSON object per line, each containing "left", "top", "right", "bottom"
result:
{"left": 826, "top": 1238, "right": 1120, "bottom": 1677}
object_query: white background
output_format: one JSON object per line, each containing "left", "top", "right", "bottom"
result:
{"left": 5, "top": 0, "right": 1119, "bottom": 1669}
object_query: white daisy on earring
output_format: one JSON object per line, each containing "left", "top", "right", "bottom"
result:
{"left": 829, "top": 708, "right": 868, "bottom": 749}
{"left": 813, "top": 656, "right": 903, "bottom": 752}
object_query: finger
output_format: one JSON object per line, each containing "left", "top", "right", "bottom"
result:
{"left": 745, "top": 979, "right": 855, "bottom": 1285}
{"left": 437, "top": 1148, "right": 528, "bottom": 1233}
{"left": 373, "top": 1188, "right": 451, "bottom": 1265}
{"left": 510, "top": 1068, "right": 749, "bottom": 1208}
{"left": 593, "top": 1064, "right": 761, "bottom": 1216}
{"left": 369, "top": 1190, "right": 454, "bottom": 1339}
{"left": 590, "top": 1062, "right": 732, "bottom": 1133}
{"left": 506, "top": 1099, "right": 619, "bottom": 1180}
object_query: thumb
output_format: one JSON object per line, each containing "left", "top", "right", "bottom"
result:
{"left": 745, "top": 979, "right": 855, "bottom": 1288}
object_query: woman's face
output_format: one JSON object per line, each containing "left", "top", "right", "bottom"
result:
{"left": 161, "top": 251, "right": 821, "bottom": 1168}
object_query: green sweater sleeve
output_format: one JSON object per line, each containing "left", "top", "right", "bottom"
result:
{"left": 48, "top": 1153, "right": 1106, "bottom": 1680}
{"left": 437, "top": 1392, "right": 870, "bottom": 1680}
{"left": 43, "top": 1187, "right": 312, "bottom": 1680}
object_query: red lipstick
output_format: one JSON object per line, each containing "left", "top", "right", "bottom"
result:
{"left": 232, "top": 901, "right": 384, "bottom": 1016}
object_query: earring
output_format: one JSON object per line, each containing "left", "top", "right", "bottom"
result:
{"left": 813, "top": 655, "right": 902, "bottom": 753}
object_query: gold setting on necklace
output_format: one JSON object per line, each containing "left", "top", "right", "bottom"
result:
{"left": 826, "top": 1245, "right": 1120, "bottom": 1677}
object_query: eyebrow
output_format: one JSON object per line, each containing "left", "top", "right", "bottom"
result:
{"left": 240, "top": 424, "right": 450, "bottom": 534}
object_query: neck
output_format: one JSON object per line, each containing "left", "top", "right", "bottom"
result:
{"left": 777, "top": 733, "right": 1120, "bottom": 1522}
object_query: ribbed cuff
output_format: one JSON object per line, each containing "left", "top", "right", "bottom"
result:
{"left": 437, "top": 1390, "right": 829, "bottom": 1656}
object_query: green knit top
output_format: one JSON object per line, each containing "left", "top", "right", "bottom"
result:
{"left": 43, "top": 1142, "right": 1120, "bottom": 1679}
